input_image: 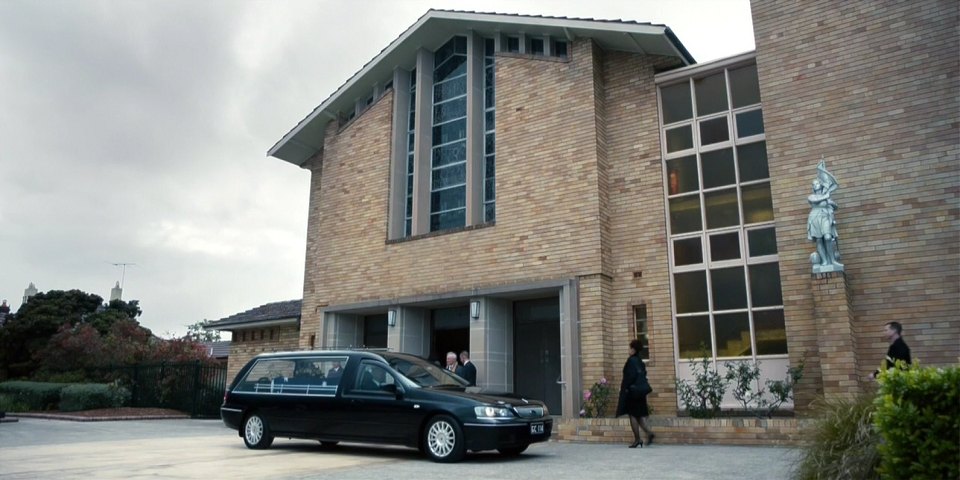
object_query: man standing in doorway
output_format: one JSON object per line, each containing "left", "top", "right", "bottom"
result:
{"left": 458, "top": 350, "right": 477, "bottom": 386}
{"left": 445, "top": 352, "right": 459, "bottom": 373}
{"left": 873, "top": 321, "right": 912, "bottom": 378}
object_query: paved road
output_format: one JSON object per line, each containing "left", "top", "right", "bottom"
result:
{"left": 0, "top": 418, "right": 800, "bottom": 479}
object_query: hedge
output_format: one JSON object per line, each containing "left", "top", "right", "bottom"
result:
{"left": 874, "top": 363, "right": 959, "bottom": 479}
{"left": 59, "top": 383, "right": 131, "bottom": 412}
{"left": 0, "top": 381, "right": 71, "bottom": 411}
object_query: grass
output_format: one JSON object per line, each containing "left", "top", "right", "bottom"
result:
{"left": 792, "top": 393, "right": 881, "bottom": 480}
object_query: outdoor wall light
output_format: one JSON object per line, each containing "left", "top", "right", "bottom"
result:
{"left": 387, "top": 309, "right": 397, "bottom": 327}
{"left": 469, "top": 300, "right": 480, "bottom": 320}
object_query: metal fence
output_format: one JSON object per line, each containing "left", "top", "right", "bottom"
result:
{"left": 85, "top": 362, "right": 227, "bottom": 418}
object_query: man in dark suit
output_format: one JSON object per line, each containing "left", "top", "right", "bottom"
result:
{"left": 457, "top": 350, "right": 477, "bottom": 386}
{"left": 873, "top": 321, "right": 911, "bottom": 378}
{"left": 327, "top": 362, "right": 343, "bottom": 381}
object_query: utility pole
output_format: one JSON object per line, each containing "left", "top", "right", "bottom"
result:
{"left": 111, "top": 262, "right": 136, "bottom": 289}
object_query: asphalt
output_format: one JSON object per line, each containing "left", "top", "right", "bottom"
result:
{"left": 0, "top": 418, "right": 801, "bottom": 479}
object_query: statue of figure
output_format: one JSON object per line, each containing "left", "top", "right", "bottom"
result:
{"left": 807, "top": 158, "right": 844, "bottom": 273}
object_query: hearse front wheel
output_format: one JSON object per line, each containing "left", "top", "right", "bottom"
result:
{"left": 243, "top": 413, "right": 274, "bottom": 449}
{"left": 423, "top": 415, "right": 465, "bottom": 463}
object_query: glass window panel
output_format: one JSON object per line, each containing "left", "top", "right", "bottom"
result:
{"left": 432, "top": 163, "right": 466, "bottom": 189}
{"left": 433, "top": 99, "right": 466, "bottom": 123}
{"left": 695, "top": 72, "right": 728, "bottom": 116}
{"left": 484, "top": 178, "right": 495, "bottom": 201}
{"left": 666, "top": 155, "right": 699, "bottom": 195}
{"left": 635, "top": 306, "right": 649, "bottom": 360}
{"left": 484, "top": 38, "right": 494, "bottom": 56}
{"left": 434, "top": 76, "right": 467, "bottom": 102}
{"left": 484, "top": 84, "right": 495, "bottom": 108}
{"left": 432, "top": 141, "right": 466, "bottom": 167}
{"left": 711, "top": 267, "right": 747, "bottom": 310}
{"left": 432, "top": 119, "right": 466, "bottom": 145}
{"left": 673, "top": 237, "right": 703, "bottom": 266}
{"left": 666, "top": 125, "right": 693, "bottom": 153}
{"left": 434, "top": 55, "right": 466, "bottom": 82}
{"left": 484, "top": 154, "right": 496, "bottom": 177}
{"left": 507, "top": 36, "right": 520, "bottom": 53}
{"left": 753, "top": 309, "right": 788, "bottom": 355}
{"left": 407, "top": 153, "right": 414, "bottom": 172}
{"left": 729, "top": 64, "right": 761, "bottom": 108}
{"left": 430, "top": 208, "right": 465, "bottom": 231}
{"left": 677, "top": 315, "right": 711, "bottom": 359}
{"left": 737, "top": 142, "right": 769, "bottom": 182}
{"left": 701, "top": 148, "right": 736, "bottom": 189}
{"left": 405, "top": 196, "right": 412, "bottom": 215}
{"left": 406, "top": 175, "right": 413, "bottom": 192}
{"left": 736, "top": 109, "right": 764, "bottom": 137}
{"left": 660, "top": 82, "right": 693, "bottom": 124}
{"left": 714, "top": 312, "right": 752, "bottom": 357}
{"left": 741, "top": 183, "right": 774, "bottom": 224}
{"left": 749, "top": 263, "right": 783, "bottom": 307}
{"left": 674, "top": 271, "right": 708, "bottom": 314}
{"left": 669, "top": 194, "right": 702, "bottom": 234}
{"left": 748, "top": 228, "right": 778, "bottom": 257}
{"left": 404, "top": 219, "right": 411, "bottom": 236}
{"left": 484, "top": 203, "right": 496, "bottom": 222}
{"left": 485, "top": 110, "right": 495, "bottom": 131}
{"left": 709, "top": 231, "right": 740, "bottom": 261}
{"left": 699, "top": 117, "right": 729, "bottom": 145}
{"left": 454, "top": 36, "right": 467, "bottom": 54}
{"left": 485, "top": 133, "right": 495, "bottom": 155}
{"left": 430, "top": 186, "right": 466, "bottom": 212}
{"left": 531, "top": 38, "right": 544, "bottom": 55}
{"left": 554, "top": 41, "right": 568, "bottom": 58}
{"left": 704, "top": 189, "right": 739, "bottom": 229}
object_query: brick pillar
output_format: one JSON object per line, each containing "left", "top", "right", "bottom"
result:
{"left": 812, "top": 272, "right": 860, "bottom": 400}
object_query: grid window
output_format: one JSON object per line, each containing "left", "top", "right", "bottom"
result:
{"left": 430, "top": 36, "right": 468, "bottom": 231}
{"left": 483, "top": 38, "right": 496, "bottom": 222}
{"left": 659, "top": 62, "right": 786, "bottom": 365}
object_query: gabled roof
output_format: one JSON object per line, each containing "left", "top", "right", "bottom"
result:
{"left": 205, "top": 299, "right": 302, "bottom": 330}
{"left": 269, "top": 9, "right": 695, "bottom": 167}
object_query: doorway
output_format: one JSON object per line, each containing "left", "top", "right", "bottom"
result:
{"left": 363, "top": 314, "right": 388, "bottom": 348}
{"left": 513, "top": 297, "right": 561, "bottom": 414}
{"left": 430, "top": 306, "right": 469, "bottom": 365}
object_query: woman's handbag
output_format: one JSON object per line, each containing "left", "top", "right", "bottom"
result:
{"left": 628, "top": 364, "right": 652, "bottom": 399}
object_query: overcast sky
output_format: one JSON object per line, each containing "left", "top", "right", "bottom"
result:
{"left": 0, "top": 0, "right": 754, "bottom": 338}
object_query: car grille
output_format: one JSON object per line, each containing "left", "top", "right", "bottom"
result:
{"left": 514, "top": 406, "right": 544, "bottom": 418}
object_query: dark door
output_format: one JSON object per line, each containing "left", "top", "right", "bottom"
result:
{"left": 430, "top": 306, "right": 469, "bottom": 364}
{"left": 363, "top": 314, "right": 388, "bottom": 348}
{"left": 514, "top": 297, "right": 562, "bottom": 414}
{"left": 337, "top": 361, "right": 421, "bottom": 443}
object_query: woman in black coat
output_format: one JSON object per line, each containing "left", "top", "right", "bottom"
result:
{"left": 616, "top": 339, "right": 654, "bottom": 448}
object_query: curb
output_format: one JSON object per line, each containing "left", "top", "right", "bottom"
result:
{"left": 9, "top": 413, "right": 190, "bottom": 422}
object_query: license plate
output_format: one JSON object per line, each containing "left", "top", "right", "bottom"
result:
{"left": 530, "top": 423, "right": 544, "bottom": 435}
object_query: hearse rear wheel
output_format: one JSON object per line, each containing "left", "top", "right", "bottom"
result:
{"left": 423, "top": 415, "right": 465, "bottom": 463}
{"left": 243, "top": 413, "right": 274, "bottom": 449}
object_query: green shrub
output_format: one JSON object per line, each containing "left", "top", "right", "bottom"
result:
{"left": 59, "top": 382, "right": 131, "bottom": 412}
{"left": 792, "top": 393, "right": 880, "bottom": 480}
{"left": 0, "top": 381, "right": 70, "bottom": 410}
{"left": 0, "top": 393, "right": 31, "bottom": 412}
{"left": 676, "top": 353, "right": 726, "bottom": 418}
{"left": 874, "top": 363, "right": 959, "bottom": 480}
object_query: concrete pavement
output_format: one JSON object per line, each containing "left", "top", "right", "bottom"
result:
{"left": 0, "top": 418, "right": 800, "bottom": 479}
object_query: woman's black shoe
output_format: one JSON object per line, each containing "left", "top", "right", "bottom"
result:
{"left": 628, "top": 440, "right": 643, "bottom": 448}
{"left": 647, "top": 433, "right": 656, "bottom": 446}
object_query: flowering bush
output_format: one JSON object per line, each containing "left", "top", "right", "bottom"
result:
{"left": 580, "top": 377, "right": 612, "bottom": 418}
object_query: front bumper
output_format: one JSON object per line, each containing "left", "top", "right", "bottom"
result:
{"left": 462, "top": 418, "right": 553, "bottom": 451}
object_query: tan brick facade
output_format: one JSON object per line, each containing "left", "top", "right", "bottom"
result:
{"left": 752, "top": 0, "right": 960, "bottom": 401}
{"left": 268, "top": 7, "right": 958, "bottom": 445}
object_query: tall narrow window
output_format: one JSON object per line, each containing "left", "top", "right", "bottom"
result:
{"left": 483, "top": 38, "right": 496, "bottom": 222}
{"left": 659, "top": 62, "right": 785, "bottom": 366}
{"left": 430, "top": 36, "right": 468, "bottom": 231}
{"left": 634, "top": 305, "right": 649, "bottom": 360}
{"left": 404, "top": 69, "right": 416, "bottom": 236}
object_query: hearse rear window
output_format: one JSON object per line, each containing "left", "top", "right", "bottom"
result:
{"left": 234, "top": 356, "right": 348, "bottom": 396}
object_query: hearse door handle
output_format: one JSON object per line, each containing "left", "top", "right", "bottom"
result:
{"left": 556, "top": 375, "right": 566, "bottom": 385}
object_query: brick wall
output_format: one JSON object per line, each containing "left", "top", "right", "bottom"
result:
{"left": 752, "top": 0, "right": 960, "bottom": 398}
{"left": 226, "top": 325, "right": 300, "bottom": 380}
{"left": 556, "top": 417, "right": 811, "bottom": 446}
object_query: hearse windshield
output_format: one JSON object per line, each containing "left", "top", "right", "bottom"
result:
{"left": 385, "top": 354, "right": 469, "bottom": 388}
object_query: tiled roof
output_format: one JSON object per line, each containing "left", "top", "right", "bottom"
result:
{"left": 206, "top": 299, "right": 302, "bottom": 330}
{"left": 202, "top": 340, "right": 231, "bottom": 358}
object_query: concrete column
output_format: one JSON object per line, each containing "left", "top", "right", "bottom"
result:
{"left": 388, "top": 67, "right": 412, "bottom": 239}
{"left": 392, "top": 307, "right": 431, "bottom": 358}
{"left": 560, "top": 280, "right": 581, "bottom": 418}
{"left": 465, "top": 32, "right": 485, "bottom": 226}
{"left": 411, "top": 49, "right": 434, "bottom": 236}
{"left": 470, "top": 298, "right": 513, "bottom": 392}
{"left": 812, "top": 273, "right": 861, "bottom": 400}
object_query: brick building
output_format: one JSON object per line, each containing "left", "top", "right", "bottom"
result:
{"left": 220, "top": 4, "right": 958, "bottom": 443}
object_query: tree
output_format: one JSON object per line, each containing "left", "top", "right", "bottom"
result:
{"left": 184, "top": 320, "right": 221, "bottom": 342}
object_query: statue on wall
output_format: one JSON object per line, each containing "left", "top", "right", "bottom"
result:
{"left": 807, "top": 158, "right": 844, "bottom": 273}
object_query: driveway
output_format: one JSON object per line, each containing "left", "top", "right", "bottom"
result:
{"left": 0, "top": 418, "right": 800, "bottom": 479}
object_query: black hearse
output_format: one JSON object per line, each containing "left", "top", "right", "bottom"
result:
{"left": 220, "top": 350, "right": 552, "bottom": 462}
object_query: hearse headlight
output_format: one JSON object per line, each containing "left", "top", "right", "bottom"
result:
{"left": 474, "top": 406, "right": 514, "bottom": 418}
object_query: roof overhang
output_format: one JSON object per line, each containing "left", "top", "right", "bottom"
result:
{"left": 268, "top": 9, "right": 696, "bottom": 167}
{"left": 203, "top": 316, "right": 299, "bottom": 332}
